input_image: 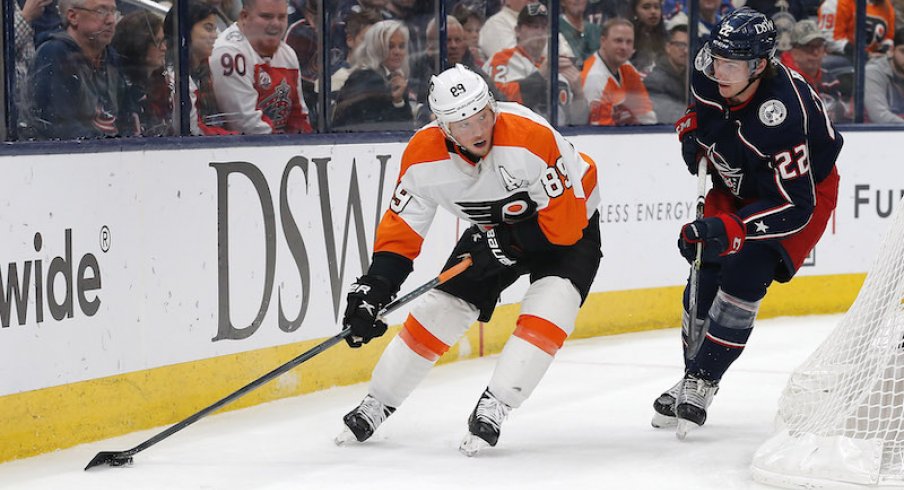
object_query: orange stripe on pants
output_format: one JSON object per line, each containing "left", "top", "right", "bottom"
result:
{"left": 399, "top": 315, "right": 450, "bottom": 362}
{"left": 513, "top": 315, "right": 568, "bottom": 356}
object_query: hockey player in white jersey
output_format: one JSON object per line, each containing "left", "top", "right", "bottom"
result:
{"left": 335, "top": 64, "right": 602, "bottom": 456}
{"left": 210, "top": 0, "right": 312, "bottom": 134}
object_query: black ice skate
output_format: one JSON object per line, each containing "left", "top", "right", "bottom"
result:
{"left": 335, "top": 395, "right": 396, "bottom": 445}
{"left": 675, "top": 374, "right": 719, "bottom": 440}
{"left": 459, "top": 388, "right": 512, "bottom": 457}
{"left": 651, "top": 378, "right": 683, "bottom": 428}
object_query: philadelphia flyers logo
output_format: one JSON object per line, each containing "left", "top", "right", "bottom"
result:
{"left": 456, "top": 191, "right": 538, "bottom": 225}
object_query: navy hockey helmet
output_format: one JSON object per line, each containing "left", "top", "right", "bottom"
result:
{"left": 695, "top": 8, "right": 777, "bottom": 83}
{"left": 710, "top": 7, "right": 777, "bottom": 60}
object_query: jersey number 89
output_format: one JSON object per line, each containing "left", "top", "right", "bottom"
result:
{"left": 541, "top": 158, "right": 573, "bottom": 198}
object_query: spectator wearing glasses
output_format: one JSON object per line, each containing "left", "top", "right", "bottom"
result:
{"left": 24, "top": 0, "right": 138, "bottom": 139}
{"left": 210, "top": 0, "right": 313, "bottom": 134}
{"left": 865, "top": 28, "right": 904, "bottom": 123}
{"left": 581, "top": 17, "right": 657, "bottom": 126}
{"left": 644, "top": 23, "right": 688, "bottom": 124}
{"left": 113, "top": 11, "right": 173, "bottom": 136}
{"left": 560, "top": 0, "right": 601, "bottom": 70}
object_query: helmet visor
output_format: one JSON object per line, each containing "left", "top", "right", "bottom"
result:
{"left": 695, "top": 44, "right": 757, "bottom": 84}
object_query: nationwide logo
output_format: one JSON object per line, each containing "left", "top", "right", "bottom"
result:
{"left": 1, "top": 229, "right": 103, "bottom": 328}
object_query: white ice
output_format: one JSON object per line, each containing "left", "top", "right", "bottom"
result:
{"left": 0, "top": 315, "right": 840, "bottom": 490}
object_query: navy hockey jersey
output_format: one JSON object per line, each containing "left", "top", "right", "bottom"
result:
{"left": 691, "top": 63, "right": 843, "bottom": 242}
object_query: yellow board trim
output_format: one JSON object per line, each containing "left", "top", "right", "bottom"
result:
{"left": 0, "top": 274, "right": 864, "bottom": 463}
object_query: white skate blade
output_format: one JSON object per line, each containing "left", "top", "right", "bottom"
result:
{"left": 651, "top": 412, "right": 678, "bottom": 429}
{"left": 676, "top": 418, "right": 701, "bottom": 440}
{"left": 334, "top": 426, "right": 359, "bottom": 446}
{"left": 458, "top": 434, "right": 490, "bottom": 457}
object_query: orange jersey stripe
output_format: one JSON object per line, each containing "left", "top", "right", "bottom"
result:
{"left": 373, "top": 210, "right": 424, "bottom": 260}
{"left": 513, "top": 314, "right": 568, "bottom": 356}
{"left": 580, "top": 152, "right": 599, "bottom": 196}
{"left": 399, "top": 315, "right": 450, "bottom": 362}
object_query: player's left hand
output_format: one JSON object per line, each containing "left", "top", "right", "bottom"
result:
{"left": 678, "top": 214, "right": 746, "bottom": 263}
{"left": 465, "top": 225, "right": 523, "bottom": 278}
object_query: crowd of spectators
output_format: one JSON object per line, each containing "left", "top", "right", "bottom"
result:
{"left": 7, "top": 0, "right": 903, "bottom": 141}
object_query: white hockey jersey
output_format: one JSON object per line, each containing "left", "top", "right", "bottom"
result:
{"left": 374, "top": 102, "right": 600, "bottom": 261}
{"left": 210, "top": 23, "right": 312, "bottom": 134}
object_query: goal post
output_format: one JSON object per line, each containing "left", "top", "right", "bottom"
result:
{"left": 751, "top": 199, "right": 904, "bottom": 489}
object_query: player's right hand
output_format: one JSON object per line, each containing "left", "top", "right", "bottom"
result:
{"left": 343, "top": 275, "right": 394, "bottom": 348}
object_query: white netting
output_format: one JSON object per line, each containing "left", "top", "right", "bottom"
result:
{"left": 752, "top": 199, "right": 904, "bottom": 489}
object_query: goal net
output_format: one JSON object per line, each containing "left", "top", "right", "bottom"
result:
{"left": 751, "top": 200, "right": 904, "bottom": 489}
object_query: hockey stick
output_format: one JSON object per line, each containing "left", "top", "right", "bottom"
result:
{"left": 85, "top": 256, "right": 473, "bottom": 470}
{"left": 685, "top": 156, "right": 709, "bottom": 362}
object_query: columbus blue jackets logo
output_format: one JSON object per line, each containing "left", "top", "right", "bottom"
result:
{"left": 758, "top": 99, "right": 787, "bottom": 126}
{"left": 456, "top": 191, "right": 538, "bottom": 225}
{"left": 702, "top": 142, "right": 744, "bottom": 196}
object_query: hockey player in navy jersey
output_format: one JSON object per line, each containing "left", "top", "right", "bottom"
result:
{"left": 650, "top": 7, "right": 843, "bottom": 434}
{"left": 333, "top": 64, "right": 602, "bottom": 456}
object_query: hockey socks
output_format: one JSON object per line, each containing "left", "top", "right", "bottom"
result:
{"left": 686, "top": 290, "right": 759, "bottom": 381}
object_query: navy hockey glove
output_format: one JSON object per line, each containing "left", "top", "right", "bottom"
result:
{"left": 675, "top": 110, "right": 703, "bottom": 175}
{"left": 343, "top": 275, "right": 394, "bottom": 348}
{"left": 466, "top": 225, "right": 523, "bottom": 279}
{"left": 678, "top": 214, "right": 747, "bottom": 263}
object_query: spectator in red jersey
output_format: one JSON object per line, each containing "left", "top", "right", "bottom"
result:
{"left": 210, "top": 0, "right": 313, "bottom": 134}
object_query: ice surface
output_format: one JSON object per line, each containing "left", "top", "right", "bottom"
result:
{"left": 0, "top": 315, "right": 839, "bottom": 490}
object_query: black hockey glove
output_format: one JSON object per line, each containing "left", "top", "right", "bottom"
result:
{"left": 343, "top": 275, "right": 394, "bottom": 348}
{"left": 675, "top": 110, "right": 703, "bottom": 175}
{"left": 678, "top": 214, "right": 747, "bottom": 264}
{"left": 466, "top": 225, "right": 523, "bottom": 279}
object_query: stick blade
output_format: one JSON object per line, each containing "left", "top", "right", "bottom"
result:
{"left": 84, "top": 451, "right": 133, "bottom": 470}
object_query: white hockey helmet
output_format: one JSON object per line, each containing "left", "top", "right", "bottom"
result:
{"left": 428, "top": 64, "right": 496, "bottom": 135}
